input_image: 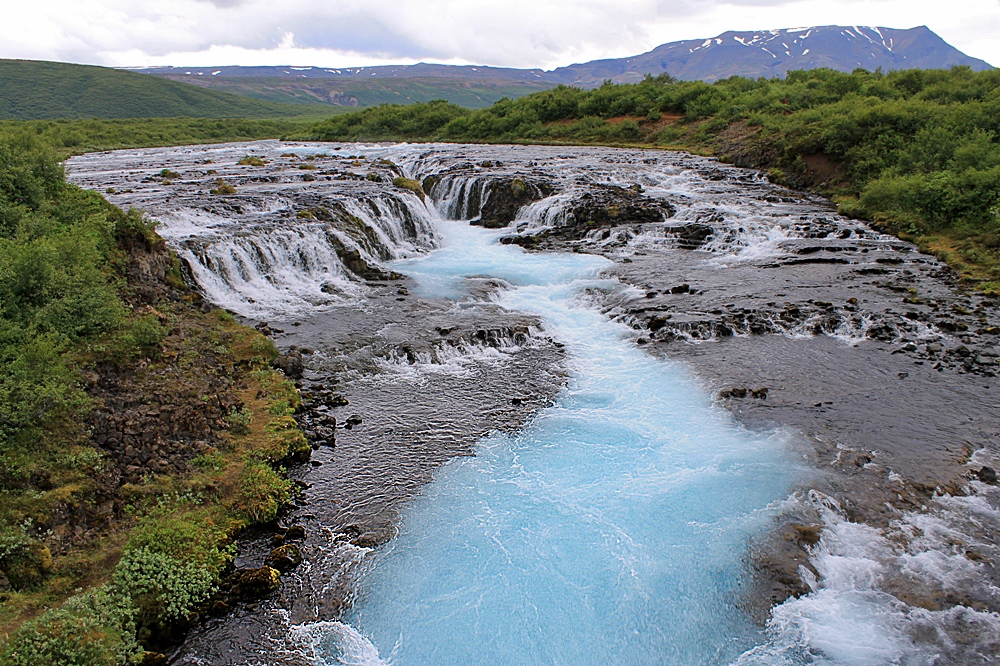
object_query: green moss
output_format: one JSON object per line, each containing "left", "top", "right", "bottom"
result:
{"left": 209, "top": 179, "right": 236, "bottom": 195}
{"left": 392, "top": 177, "right": 426, "bottom": 200}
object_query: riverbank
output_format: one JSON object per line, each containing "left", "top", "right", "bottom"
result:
{"left": 0, "top": 135, "right": 315, "bottom": 664}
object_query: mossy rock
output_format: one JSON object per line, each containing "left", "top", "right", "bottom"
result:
{"left": 264, "top": 544, "right": 303, "bottom": 572}
{"left": 237, "top": 155, "right": 267, "bottom": 167}
{"left": 0, "top": 540, "right": 53, "bottom": 590}
{"left": 231, "top": 566, "right": 281, "bottom": 600}
{"left": 209, "top": 178, "right": 237, "bottom": 195}
{"left": 392, "top": 177, "right": 426, "bottom": 201}
{"left": 421, "top": 174, "right": 441, "bottom": 195}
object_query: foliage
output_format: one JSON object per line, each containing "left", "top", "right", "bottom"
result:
{"left": 112, "top": 547, "right": 215, "bottom": 625}
{"left": 231, "top": 461, "right": 291, "bottom": 524}
{"left": 0, "top": 117, "right": 315, "bottom": 157}
{"left": 1, "top": 589, "right": 140, "bottom": 666}
{"left": 309, "top": 99, "right": 468, "bottom": 142}
{"left": 227, "top": 405, "right": 253, "bottom": 435}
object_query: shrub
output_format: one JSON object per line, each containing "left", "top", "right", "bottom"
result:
{"left": 0, "top": 529, "right": 52, "bottom": 590}
{"left": 231, "top": 461, "right": 291, "bottom": 524}
{"left": 237, "top": 155, "right": 266, "bottom": 166}
{"left": 248, "top": 332, "right": 278, "bottom": 360}
{"left": 1, "top": 589, "right": 140, "bottom": 666}
{"left": 227, "top": 405, "right": 253, "bottom": 435}
{"left": 112, "top": 546, "right": 215, "bottom": 626}
{"left": 263, "top": 415, "right": 310, "bottom": 462}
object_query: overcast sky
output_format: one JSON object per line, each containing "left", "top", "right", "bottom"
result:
{"left": 3, "top": 0, "right": 997, "bottom": 70}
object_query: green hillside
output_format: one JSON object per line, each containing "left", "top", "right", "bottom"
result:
{"left": 0, "top": 59, "right": 327, "bottom": 120}
{"left": 153, "top": 74, "right": 556, "bottom": 109}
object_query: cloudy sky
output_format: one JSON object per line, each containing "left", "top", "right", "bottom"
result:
{"left": 3, "top": 0, "right": 997, "bottom": 70}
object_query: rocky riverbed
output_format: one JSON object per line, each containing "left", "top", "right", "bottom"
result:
{"left": 68, "top": 141, "right": 1000, "bottom": 665}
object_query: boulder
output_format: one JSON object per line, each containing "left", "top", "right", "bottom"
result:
{"left": 474, "top": 178, "right": 554, "bottom": 229}
{"left": 272, "top": 351, "right": 304, "bottom": 379}
{"left": 265, "top": 544, "right": 303, "bottom": 572}
{"left": 231, "top": 566, "right": 281, "bottom": 600}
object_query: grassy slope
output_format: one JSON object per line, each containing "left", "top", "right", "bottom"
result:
{"left": 304, "top": 68, "right": 1000, "bottom": 293}
{"left": 153, "top": 74, "right": 556, "bottom": 109}
{"left": 0, "top": 60, "right": 329, "bottom": 120}
{"left": 0, "top": 118, "right": 314, "bottom": 156}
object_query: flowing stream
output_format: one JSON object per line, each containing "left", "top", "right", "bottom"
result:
{"left": 290, "top": 205, "right": 798, "bottom": 665}
{"left": 66, "top": 142, "right": 1000, "bottom": 666}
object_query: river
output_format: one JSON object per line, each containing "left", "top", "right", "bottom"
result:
{"left": 68, "top": 141, "right": 1000, "bottom": 665}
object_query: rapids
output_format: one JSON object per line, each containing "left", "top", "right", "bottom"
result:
{"left": 66, "top": 141, "right": 1000, "bottom": 666}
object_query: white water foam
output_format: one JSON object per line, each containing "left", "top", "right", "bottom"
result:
{"left": 738, "top": 488, "right": 1000, "bottom": 666}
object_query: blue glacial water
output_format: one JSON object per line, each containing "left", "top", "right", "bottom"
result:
{"left": 308, "top": 218, "right": 799, "bottom": 666}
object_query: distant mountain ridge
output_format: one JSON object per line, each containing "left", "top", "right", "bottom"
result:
{"left": 550, "top": 25, "right": 993, "bottom": 84}
{"left": 133, "top": 25, "right": 992, "bottom": 102}
{"left": 1, "top": 25, "right": 991, "bottom": 120}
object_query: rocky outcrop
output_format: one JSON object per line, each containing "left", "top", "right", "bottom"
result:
{"left": 565, "top": 184, "right": 675, "bottom": 228}
{"left": 473, "top": 178, "right": 554, "bottom": 229}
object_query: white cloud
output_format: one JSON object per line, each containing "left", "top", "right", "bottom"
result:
{"left": 0, "top": 0, "right": 995, "bottom": 70}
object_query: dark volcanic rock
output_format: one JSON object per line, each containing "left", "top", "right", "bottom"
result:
{"left": 566, "top": 184, "right": 675, "bottom": 228}
{"left": 272, "top": 350, "right": 304, "bottom": 379}
{"left": 474, "top": 178, "right": 554, "bottom": 229}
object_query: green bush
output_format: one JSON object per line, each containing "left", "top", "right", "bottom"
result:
{"left": 232, "top": 461, "right": 291, "bottom": 524}
{"left": 1, "top": 589, "right": 140, "bottom": 666}
{"left": 0, "top": 529, "right": 52, "bottom": 590}
{"left": 112, "top": 546, "right": 215, "bottom": 626}
{"left": 227, "top": 405, "right": 253, "bottom": 435}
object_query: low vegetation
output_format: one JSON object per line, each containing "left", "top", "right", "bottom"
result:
{"left": 307, "top": 66, "right": 1000, "bottom": 292}
{"left": 0, "top": 129, "right": 309, "bottom": 663}
{"left": 0, "top": 118, "right": 312, "bottom": 157}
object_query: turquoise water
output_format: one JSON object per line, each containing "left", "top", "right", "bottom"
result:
{"left": 317, "top": 219, "right": 797, "bottom": 665}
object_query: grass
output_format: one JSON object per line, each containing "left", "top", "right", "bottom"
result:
{"left": 152, "top": 74, "right": 556, "bottom": 109}
{"left": 0, "top": 59, "right": 330, "bottom": 121}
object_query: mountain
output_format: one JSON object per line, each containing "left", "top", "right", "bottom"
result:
{"left": 132, "top": 25, "right": 992, "bottom": 109}
{"left": 0, "top": 59, "right": 322, "bottom": 120}
{"left": 550, "top": 25, "right": 994, "bottom": 84}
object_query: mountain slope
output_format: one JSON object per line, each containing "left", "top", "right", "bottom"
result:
{"left": 0, "top": 59, "right": 319, "bottom": 120}
{"left": 132, "top": 25, "right": 991, "bottom": 107}
{"left": 551, "top": 25, "right": 994, "bottom": 84}
{"left": 135, "top": 72, "right": 555, "bottom": 109}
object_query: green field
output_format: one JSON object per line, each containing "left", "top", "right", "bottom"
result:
{"left": 306, "top": 67, "right": 1000, "bottom": 292}
{"left": 0, "top": 117, "right": 325, "bottom": 156}
{"left": 0, "top": 59, "right": 335, "bottom": 120}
